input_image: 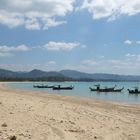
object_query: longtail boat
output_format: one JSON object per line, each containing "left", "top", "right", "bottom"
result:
{"left": 128, "top": 87, "right": 140, "bottom": 94}
{"left": 53, "top": 85, "right": 74, "bottom": 90}
{"left": 89, "top": 85, "right": 124, "bottom": 92}
{"left": 33, "top": 85, "right": 54, "bottom": 88}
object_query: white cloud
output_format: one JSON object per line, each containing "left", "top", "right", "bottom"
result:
{"left": 137, "top": 41, "right": 140, "bottom": 44}
{"left": 124, "top": 53, "right": 140, "bottom": 62}
{"left": 99, "top": 56, "right": 105, "bottom": 59}
{"left": 137, "top": 55, "right": 140, "bottom": 62}
{"left": 125, "top": 53, "right": 136, "bottom": 57}
{"left": 124, "top": 40, "right": 140, "bottom": 45}
{"left": 0, "top": 0, "right": 75, "bottom": 30}
{"left": 25, "top": 18, "right": 41, "bottom": 30}
{"left": 0, "top": 45, "right": 30, "bottom": 52}
{"left": 124, "top": 40, "right": 132, "bottom": 45}
{"left": 43, "top": 19, "right": 67, "bottom": 30}
{"left": 0, "top": 11, "right": 24, "bottom": 28}
{"left": 0, "top": 44, "right": 30, "bottom": 57}
{"left": 0, "top": 52, "right": 12, "bottom": 57}
{"left": 76, "top": 54, "right": 140, "bottom": 74}
{"left": 44, "top": 41, "right": 80, "bottom": 51}
{"left": 48, "top": 61, "right": 56, "bottom": 65}
{"left": 107, "top": 54, "right": 140, "bottom": 69}
{"left": 80, "top": 0, "right": 140, "bottom": 20}
{"left": 81, "top": 44, "right": 87, "bottom": 48}
{"left": 82, "top": 59, "right": 97, "bottom": 65}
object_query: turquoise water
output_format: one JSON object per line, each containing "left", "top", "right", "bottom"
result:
{"left": 9, "top": 82, "right": 140, "bottom": 104}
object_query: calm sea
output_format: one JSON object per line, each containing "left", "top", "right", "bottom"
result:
{"left": 8, "top": 82, "right": 140, "bottom": 104}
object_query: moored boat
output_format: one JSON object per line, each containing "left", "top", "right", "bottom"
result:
{"left": 33, "top": 85, "right": 54, "bottom": 88}
{"left": 89, "top": 85, "right": 124, "bottom": 92}
{"left": 53, "top": 85, "right": 74, "bottom": 90}
{"left": 128, "top": 87, "right": 140, "bottom": 94}
{"left": 112, "top": 87, "right": 124, "bottom": 92}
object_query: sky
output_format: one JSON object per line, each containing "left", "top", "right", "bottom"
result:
{"left": 0, "top": 0, "right": 140, "bottom": 75}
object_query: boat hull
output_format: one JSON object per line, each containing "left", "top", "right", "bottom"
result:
{"left": 90, "top": 87, "right": 124, "bottom": 92}
{"left": 128, "top": 89, "right": 140, "bottom": 94}
{"left": 33, "top": 85, "right": 54, "bottom": 88}
{"left": 53, "top": 86, "right": 74, "bottom": 90}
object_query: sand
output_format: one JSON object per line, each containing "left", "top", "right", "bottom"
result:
{"left": 0, "top": 82, "right": 140, "bottom": 140}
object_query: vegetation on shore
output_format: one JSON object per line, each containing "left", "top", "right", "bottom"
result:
{"left": 1, "top": 68, "right": 140, "bottom": 82}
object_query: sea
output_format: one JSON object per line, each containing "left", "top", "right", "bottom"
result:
{"left": 8, "top": 81, "right": 140, "bottom": 104}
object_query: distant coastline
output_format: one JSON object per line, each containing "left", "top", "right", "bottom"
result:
{"left": 1, "top": 68, "right": 140, "bottom": 82}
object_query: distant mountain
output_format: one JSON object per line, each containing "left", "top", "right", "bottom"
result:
{"left": 0, "top": 69, "right": 67, "bottom": 81}
{"left": 0, "top": 69, "right": 18, "bottom": 78}
{"left": 21, "top": 69, "right": 64, "bottom": 78}
{"left": 0, "top": 68, "right": 140, "bottom": 81}
{"left": 60, "top": 70, "right": 91, "bottom": 79}
{"left": 60, "top": 70, "right": 140, "bottom": 81}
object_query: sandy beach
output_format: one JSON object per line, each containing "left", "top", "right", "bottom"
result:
{"left": 0, "top": 83, "right": 140, "bottom": 140}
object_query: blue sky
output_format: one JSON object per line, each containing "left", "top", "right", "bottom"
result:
{"left": 0, "top": 0, "right": 140, "bottom": 75}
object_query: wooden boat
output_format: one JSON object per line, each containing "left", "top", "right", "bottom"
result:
{"left": 53, "top": 85, "right": 74, "bottom": 90}
{"left": 89, "top": 85, "right": 124, "bottom": 92}
{"left": 112, "top": 87, "right": 124, "bottom": 92}
{"left": 94, "top": 84, "right": 116, "bottom": 90}
{"left": 128, "top": 88, "right": 140, "bottom": 94}
{"left": 33, "top": 85, "right": 54, "bottom": 88}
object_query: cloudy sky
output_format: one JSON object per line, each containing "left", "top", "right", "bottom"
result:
{"left": 1, "top": 0, "right": 140, "bottom": 75}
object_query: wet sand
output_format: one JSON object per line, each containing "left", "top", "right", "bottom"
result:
{"left": 0, "top": 82, "right": 140, "bottom": 140}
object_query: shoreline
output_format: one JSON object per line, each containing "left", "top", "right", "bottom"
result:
{"left": 6, "top": 81, "right": 140, "bottom": 106}
{"left": 0, "top": 82, "right": 140, "bottom": 140}
{"left": 1, "top": 82, "right": 124, "bottom": 107}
